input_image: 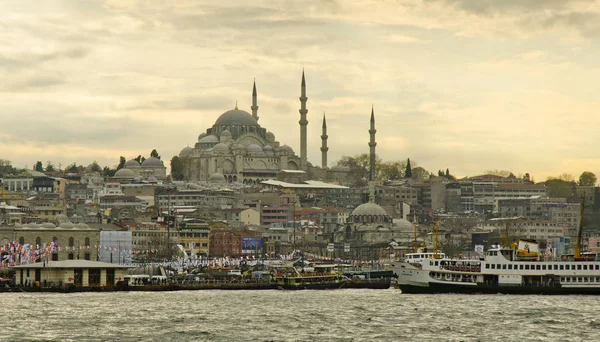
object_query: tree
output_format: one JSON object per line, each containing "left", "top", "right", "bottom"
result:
{"left": 405, "top": 158, "right": 412, "bottom": 178}
{"left": 89, "top": 161, "right": 102, "bottom": 173}
{"left": 171, "top": 156, "right": 185, "bottom": 181}
{"left": 0, "top": 159, "right": 16, "bottom": 177}
{"left": 34, "top": 161, "right": 44, "bottom": 172}
{"left": 578, "top": 171, "right": 597, "bottom": 186}
{"left": 485, "top": 170, "right": 512, "bottom": 177}
{"left": 557, "top": 173, "right": 574, "bottom": 182}
{"left": 378, "top": 160, "right": 404, "bottom": 181}
{"left": 117, "top": 156, "right": 126, "bottom": 170}
{"left": 150, "top": 149, "right": 161, "bottom": 159}
{"left": 103, "top": 166, "right": 116, "bottom": 178}
{"left": 134, "top": 155, "right": 142, "bottom": 164}
{"left": 45, "top": 161, "right": 55, "bottom": 172}
{"left": 545, "top": 178, "right": 574, "bottom": 199}
{"left": 65, "top": 163, "right": 79, "bottom": 173}
{"left": 411, "top": 166, "right": 430, "bottom": 180}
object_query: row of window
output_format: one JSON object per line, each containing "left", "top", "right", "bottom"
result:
{"left": 18, "top": 236, "right": 90, "bottom": 247}
{"left": 561, "top": 277, "right": 600, "bottom": 283}
{"left": 486, "top": 263, "right": 600, "bottom": 271}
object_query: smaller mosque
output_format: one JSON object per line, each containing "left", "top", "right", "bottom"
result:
{"left": 113, "top": 157, "right": 167, "bottom": 182}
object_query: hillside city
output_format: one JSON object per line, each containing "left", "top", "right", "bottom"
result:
{"left": 1, "top": 152, "right": 597, "bottom": 265}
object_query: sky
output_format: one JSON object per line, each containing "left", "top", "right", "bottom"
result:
{"left": 2, "top": 0, "right": 600, "bottom": 181}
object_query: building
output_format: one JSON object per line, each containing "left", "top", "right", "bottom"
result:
{"left": 12, "top": 260, "right": 129, "bottom": 288}
{"left": 209, "top": 228, "right": 262, "bottom": 257}
{"left": 176, "top": 73, "right": 351, "bottom": 184}
{"left": 178, "top": 218, "right": 210, "bottom": 257}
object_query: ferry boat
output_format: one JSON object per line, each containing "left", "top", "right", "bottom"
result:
{"left": 395, "top": 197, "right": 600, "bottom": 295}
{"left": 272, "top": 265, "right": 344, "bottom": 290}
{"left": 394, "top": 239, "right": 600, "bottom": 295}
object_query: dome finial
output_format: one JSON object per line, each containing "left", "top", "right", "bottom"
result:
{"left": 235, "top": 101, "right": 238, "bottom": 110}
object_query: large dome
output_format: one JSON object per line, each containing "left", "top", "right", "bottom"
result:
{"left": 125, "top": 159, "right": 140, "bottom": 168}
{"left": 114, "top": 168, "right": 135, "bottom": 179}
{"left": 351, "top": 203, "right": 388, "bottom": 216}
{"left": 179, "top": 147, "right": 194, "bottom": 157}
{"left": 213, "top": 142, "right": 230, "bottom": 153}
{"left": 215, "top": 109, "right": 258, "bottom": 127}
{"left": 142, "top": 157, "right": 164, "bottom": 167}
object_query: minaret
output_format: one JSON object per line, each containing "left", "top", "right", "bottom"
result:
{"left": 320, "top": 113, "right": 328, "bottom": 168}
{"left": 369, "top": 106, "right": 377, "bottom": 182}
{"left": 251, "top": 79, "right": 259, "bottom": 121}
{"left": 299, "top": 70, "right": 308, "bottom": 170}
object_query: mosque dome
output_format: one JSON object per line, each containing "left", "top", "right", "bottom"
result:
{"left": 220, "top": 130, "right": 232, "bottom": 141}
{"left": 198, "top": 132, "right": 207, "bottom": 141}
{"left": 393, "top": 218, "right": 414, "bottom": 230}
{"left": 280, "top": 145, "right": 294, "bottom": 153}
{"left": 247, "top": 144, "right": 263, "bottom": 152}
{"left": 215, "top": 109, "right": 258, "bottom": 127}
{"left": 232, "top": 143, "right": 245, "bottom": 151}
{"left": 42, "top": 222, "right": 56, "bottom": 229}
{"left": 148, "top": 176, "right": 158, "bottom": 183}
{"left": 180, "top": 147, "right": 194, "bottom": 157}
{"left": 114, "top": 168, "right": 135, "bottom": 179}
{"left": 142, "top": 157, "right": 164, "bottom": 167}
{"left": 214, "top": 142, "right": 230, "bottom": 153}
{"left": 199, "top": 135, "right": 219, "bottom": 144}
{"left": 265, "top": 131, "right": 275, "bottom": 142}
{"left": 263, "top": 145, "right": 273, "bottom": 152}
{"left": 60, "top": 223, "right": 75, "bottom": 229}
{"left": 351, "top": 203, "right": 388, "bottom": 217}
{"left": 124, "top": 159, "right": 140, "bottom": 168}
{"left": 209, "top": 173, "right": 226, "bottom": 182}
{"left": 77, "top": 223, "right": 90, "bottom": 229}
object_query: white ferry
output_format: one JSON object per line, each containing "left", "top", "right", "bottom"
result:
{"left": 395, "top": 240, "right": 600, "bottom": 295}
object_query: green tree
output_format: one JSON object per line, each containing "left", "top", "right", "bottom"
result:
{"left": 89, "top": 161, "right": 102, "bottom": 173}
{"left": 117, "top": 156, "right": 126, "bottom": 170}
{"left": 0, "top": 159, "right": 16, "bottom": 176}
{"left": 103, "top": 166, "right": 116, "bottom": 178}
{"left": 411, "top": 166, "right": 430, "bottom": 180}
{"left": 65, "top": 163, "right": 79, "bottom": 173}
{"left": 578, "top": 171, "right": 597, "bottom": 186}
{"left": 545, "top": 178, "right": 575, "bottom": 199}
{"left": 334, "top": 154, "right": 383, "bottom": 186}
{"left": 485, "top": 170, "right": 512, "bottom": 177}
{"left": 170, "top": 156, "right": 184, "bottom": 181}
{"left": 405, "top": 158, "right": 412, "bottom": 178}
{"left": 45, "top": 161, "right": 55, "bottom": 172}
{"left": 34, "top": 161, "right": 44, "bottom": 172}
{"left": 150, "top": 149, "right": 161, "bottom": 159}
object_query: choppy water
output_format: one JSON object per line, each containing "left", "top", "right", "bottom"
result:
{"left": 2, "top": 289, "right": 600, "bottom": 341}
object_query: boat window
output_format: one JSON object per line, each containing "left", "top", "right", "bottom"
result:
{"left": 554, "top": 265, "right": 558, "bottom": 270}
{"left": 583, "top": 265, "right": 588, "bottom": 270}
{"left": 502, "top": 264, "right": 506, "bottom": 269}
{"left": 435, "top": 261, "right": 439, "bottom": 266}
{"left": 578, "top": 265, "right": 582, "bottom": 270}
{"left": 565, "top": 265, "right": 570, "bottom": 270}
{"left": 585, "top": 277, "right": 589, "bottom": 282}
{"left": 519, "top": 265, "right": 524, "bottom": 270}
{"left": 542, "top": 265, "right": 546, "bottom": 270}
{"left": 508, "top": 265, "right": 513, "bottom": 270}
{"left": 578, "top": 277, "right": 583, "bottom": 283}
{"left": 561, "top": 277, "right": 565, "bottom": 282}
{"left": 596, "top": 265, "right": 599, "bottom": 270}
{"left": 525, "top": 265, "right": 530, "bottom": 270}
{"left": 560, "top": 265, "right": 564, "bottom": 270}
{"left": 536, "top": 265, "right": 541, "bottom": 270}
{"left": 485, "top": 264, "right": 489, "bottom": 269}
{"left": 491, "top": 264, "right": 495, "bottom": 269}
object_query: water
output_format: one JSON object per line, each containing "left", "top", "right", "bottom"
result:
{"left": 2, "top": 289, "right": 600, "bottom": 341}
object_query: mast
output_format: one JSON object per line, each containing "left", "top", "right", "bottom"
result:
{"left": 413, "top": 221, "right": 418, "bottom": 253}
{"left": 434, "top": 216, "right": 439, "bottom": 258}
{"left": 575, "top": 193, "right": 585, "bottom": 258}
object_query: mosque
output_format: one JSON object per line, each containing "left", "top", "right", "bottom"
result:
{"left": 176, "top": 71, "right": 345, "bottom": 185}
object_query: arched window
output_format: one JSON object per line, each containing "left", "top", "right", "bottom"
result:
{"left": 85, "top": 237, "right": 90, "bottom": 247}
{"left": 345, "top": 226, "right": 352, "bottom": 240}
{"left": 69, "top": 237, "right": 74, "bottom": 247}
{"left": 35, "top": 237, "right": 41, "bottom": 246}
{"left": 19, "top": 236, "right": 24, "bottom": 245}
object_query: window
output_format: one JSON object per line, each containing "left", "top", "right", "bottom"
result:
{"left": 69, "top": 237, "right": 74, "bottom": 247}
{"left": 19, "top": 236, "right": 25, "bottom": 246}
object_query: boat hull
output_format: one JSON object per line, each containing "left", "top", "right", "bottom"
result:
{"left": 398, "top": 282, "right": 600, "bottom": 295}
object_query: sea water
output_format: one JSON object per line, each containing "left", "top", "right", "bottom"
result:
{"left": 2, "top": 289, "right": 599, "bottom": 341}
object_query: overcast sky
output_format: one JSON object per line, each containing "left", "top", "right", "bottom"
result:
{"left": 2, "top": 0, "right": 600, "bottom": 181}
